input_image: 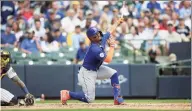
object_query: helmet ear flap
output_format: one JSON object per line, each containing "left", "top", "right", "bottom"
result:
{"left": 99, "top": 31, "right": 103, "bottom": 37}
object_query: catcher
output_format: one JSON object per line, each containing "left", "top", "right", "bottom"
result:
{"left": 1, "top": 50, "right": 35, "bottom": 106}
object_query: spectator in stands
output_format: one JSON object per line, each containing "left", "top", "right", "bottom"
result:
{"left": 146, "top": 49, "right": 164, "bottom": 75}
{"left": 125, "top": 26, "right": 142, "bottom": 50}
{"left": 138, "top": 22, "right": 153, "bottom": 40}
{"left": 112, "top": 7, "right": 119, "bottom": 18}
{"left": 127, "top": 16, "right": 134, "bottom": 33}
{"left": 50, "top": 12, "right": 63, "bottom": 31}
{"left": 44, "top": 9, "right": 56, "bottom": 33}
{"left": 1, "top": 1, "right": 15, "bottom": 31}
{"left": 92, "top": 7, "right": 101, "bottom": 23}
{"left": 184, "top": 15, "right": 192, "bottom": 31}
{"left": 61, "top": 9, "right": 81, "bottom": 33}
{"left": 51, "top": 1, "right": 64, "bottom": 19}
{"left": 72, "top": 25, "right": 85, "bottom": 49}
{"left": 81, "top": 17, "right": 92, "bottom": 32}
{"left": 147, "top": 0, "right": 161, "bottom": 12}
{"left": 12, "top": 22, "right": 24, "bottom": 47}
{"left": 32, "top": 20, "right": 46, "bottom": 40}
{"left": 72, "top": 1, "right": 80, "bottom": 14}
{"left": 81, "top": 10, "right": 98, "bottom": 30}
{"left": 153, "top": 9, "right": 161, "bottom": 22}
{"left": 99, "top": 20, "right": 109, "bottom": 32}
{"left": 141, "top": 8, "right": 152, "bottom": 18}
{"left": 73, "top": 41, "right": 88, "bottom": 64}
{"left": 133, "top": 0, "right": 143, "bottom": 18}
{"left": 15, "top": 9, "right": 28, "bottom": 32}
{"left": 168, "top": 53, "right": 179, "bottom": 75}
{"left": 40, "top": 1, "right": 52, "bottom": 14}
{"left": 175, "top": 17, "right": 191, "bottom": 41}
{"left": 1, "top": 24, "right": 16, "bottom": 47}
{"left": 164, "top": 6, "right": 172, "bottom": 17}
{"left": 20, "top": 29, "right": 42, "bottom": 54}
{"left": 119, "top": 20, "right": 128, "bottom": 39}
{"left": 6, "top": 15, "right": 15, "bottom": 27}
{"left": 159, "top": 21, "right": 181, "bottom": 47}
{"left": 159, "top": 14, "right": 172, "bottom": 31}
{"left": 145, "top": 21, "right": 161, "bottom": 53}
{"left": 28, "top": 11, "right": 45, "bottom": 30}
{"left": 79, "top": 1, "right": 90, "bottom": 13}
{"left": 164, "top": 0, "right": 179, "bottom": 15}
{"left": 179, "top": 0, "right": 191, "bottom": 19}
{"left": 77, "top": 9, "right": 84, "bottom": 21}
{"left": 53, "top": 29, "right": 66, "bottom": 47}
{"left": 21, "top": 1, "right": 33, "bottom": 21}
{"left": 143, "top": 16, "right": 153, "bottom": 32}
{"left": 40, "top": 32, "right": 60, "bottom": 53}
{"left": 171, "top": 12, "right": 179, "bottom": 27}
{"left": 100, "top": 5, "right": 113, "bottom": 24}
{"left": 147, "top": 49, "right": 159, "bottom": 64}
{"left": 12, "top": 22, "right": 24, "bottom": 41}
{"left": 16, "top": 1, "right": 25, "bottom": 11}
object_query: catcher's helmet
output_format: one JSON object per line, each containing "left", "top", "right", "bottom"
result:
{"left": 86, "top": 27, "right": 103, "bottom": 38}
{"left": 1, "top": 50, "right": 11, "bottom": 68}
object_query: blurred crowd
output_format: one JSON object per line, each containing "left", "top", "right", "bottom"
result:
{"left": 1, "top": 0, "right": 191, "bottom": 63}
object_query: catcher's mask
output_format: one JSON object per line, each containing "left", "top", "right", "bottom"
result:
{"left": 1, "top": 50, "right": 11, "bottom": 68}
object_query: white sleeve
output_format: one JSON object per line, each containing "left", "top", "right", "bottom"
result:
{"left": 41, "top": 41, "right": 51, "bottom": 53}
{"left": 51, "top": 41, "right": 59, "bottom": 51}
{"left": 7, "top": 67, "right": 17, "bottom": 79}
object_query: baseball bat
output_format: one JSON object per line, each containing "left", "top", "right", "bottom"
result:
{"left": 121, "top": 1, "right": 126, "bottom": 18}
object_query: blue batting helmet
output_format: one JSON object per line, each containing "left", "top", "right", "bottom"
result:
{"left": 86, "top": 27, "right": 103, "bottom": 38}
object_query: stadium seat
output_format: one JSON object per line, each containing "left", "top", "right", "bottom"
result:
{"left": 2, "top": 46, "right": 14, "bottom": 52}
{"left": 27, "top": 53, "right": 44, "bottom": 61}
{"left": 16, "top": 59, "right": 34, "bottom": 65}
{"left": 46, "top": 52, "right": 65, "bottom": 61}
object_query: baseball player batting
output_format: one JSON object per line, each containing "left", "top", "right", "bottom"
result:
{"left": 1, "top": 50, "right": 34, "bottom": 106}
{"left": 61, "top": 17, "right": 124, "bottom": 105}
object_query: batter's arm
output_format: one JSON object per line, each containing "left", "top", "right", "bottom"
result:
{"left": 104, "top": 46, "right": 114, "bottom": 63}
{"left": 104, "top": 38, "right": 115, "bottom": 63}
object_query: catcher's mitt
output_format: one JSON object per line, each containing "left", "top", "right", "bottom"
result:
{"left": 24, "top": 93, "right": 35, "bottom": 106}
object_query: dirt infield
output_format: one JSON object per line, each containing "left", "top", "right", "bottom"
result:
{"left": 2, "top": 103, "right": 191, "bottom": 110}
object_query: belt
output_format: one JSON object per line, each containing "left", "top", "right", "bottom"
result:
{"left": 82, "top": 66, "right": 97, "bottom": 71}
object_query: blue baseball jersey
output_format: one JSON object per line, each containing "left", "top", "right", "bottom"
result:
{"left": 82, "top": 32, "right": 110, "bottom": 71}
{"left": 1, "top": 33, "right": 16, "bottom": 45}
{"left": 76, "top": 47, "right": 89, "bottom": 61}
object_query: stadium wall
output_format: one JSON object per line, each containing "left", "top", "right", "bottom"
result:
{"left": 2, "top": 64, "right": 191, "bottom": 99}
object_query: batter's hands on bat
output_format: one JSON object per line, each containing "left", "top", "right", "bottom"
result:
{"left": 24, "top": 93, "right": 35, "bottom": 106}
{"left": 117, "top": 17, "right": 124, "bottom": 25}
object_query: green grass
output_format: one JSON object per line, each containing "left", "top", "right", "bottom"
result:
{"left": 1, "top": 109, "right": 190, "bottom": 111}
{"left": 36, "top": 99, "right": 191, "bottom": 104}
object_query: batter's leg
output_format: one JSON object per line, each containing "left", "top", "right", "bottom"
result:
{"left": 61, "top": 67, "right": 97, "bottom": 103}
{"left": 0, "top": 88, "right": 18, "bottom": 106}
{"left": 97, "top": 65, "right": 125, "bottom": 105}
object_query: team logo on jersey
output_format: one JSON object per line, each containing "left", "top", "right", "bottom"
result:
{"left": 99, "top": 53, "right": 104, "bottom": 58}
